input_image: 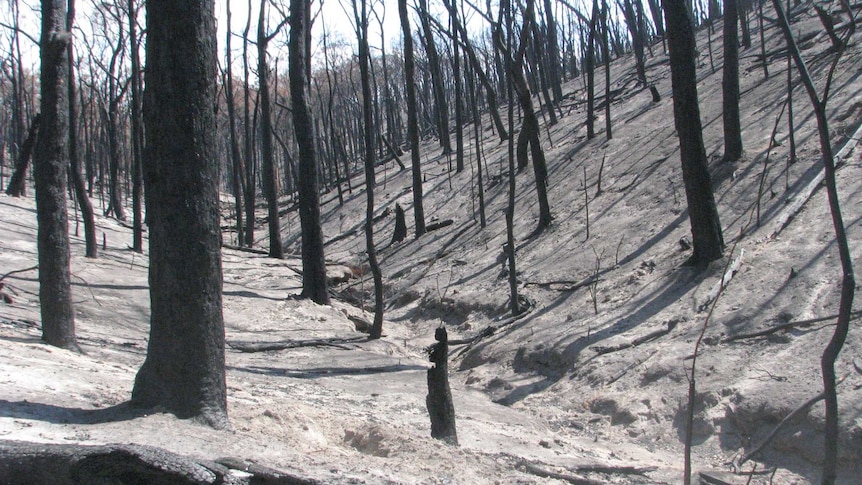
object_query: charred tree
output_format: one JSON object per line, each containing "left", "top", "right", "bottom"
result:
{"left": 67, "top": 0, "right": 96, "bottom": 258}
{"left": 772, "top": 1, "right": 856, "bottom": 481}
{"left": 224, "top": 0, "right": 245, "bottom": 246}
{"left": 722, "top": 0, "right": 743, "bottom": 161}
{"left": 663, "top": 0, "right": 724, "bottom": 265}
{"left": 34, "top": 0, "right": 79, "bottom": 352}
{"left": 290, "top": 0, "right": 329, "bottom": 305}
{"left": 257, "top": 0, "right": 284, "bottom": 259}
{"left": 418, "top": 0, "right": 451, "bottom": 154}
{"left": 128, "top": 0, "right": 144, "bottom": 252}
{"left": 5, "top": 114, "right": 40, "bottom": 197}
{"left": 426, "top": 327, "right": 457, "bottom": 444}
{"left": 398, "top": 0, "right": 426, "bottom": 237}
{"left": 353, "top": 0, "right": 385, "bottom": 339}
{"left": 133, "top": 0, "right": 228, "bottom": 429}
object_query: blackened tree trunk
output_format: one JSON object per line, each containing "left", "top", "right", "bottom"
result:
{"left": 722, "top": 0, "right": 743, "bottom": 161}
{"left": 426, "top": 327, "right": 457, "bottom": 444}
{"left": 441, "top": 0, "right": 509, "bottom": 142}
{"left": 133, "top": 0, "right": 228, "bottom": 429}
{"left": 418, "top": 0, "right": 452, "bottom": 154}
{"left": 5, "top": 114, "right": 40, "bottom": 197}
{"left": 257, "top": 0, "right": 284, "bottom": 259}
{"left": 353, "top": 0, "right": 385, "bottom": 339}
{"left": 399, "top": 0, "right": 426, "bottom": 237}
{"left": 242, "top": 2, "right": 255, "bottom": 247}
{"left": 34, "top": 0, "right": 79, "bottom": 352}
{"left": 128, "top": 0, "right": 144, "bottom": 252}
{"left": 618, "top": 0, "right": 648, "bottom": 86}
{"left": 451, "top": 5, "right": 464, "bottom": 173}
{"left": 772, "top": 2, "right": 856, "bottom": 481}
{"left": 663, "top": 0, "right": 724, "bottom": 265}
{"left": 586, "top": 0, "right": 599, "bottom": 139}
{"left": 542, "top": 0, "right": 563, "bottom": 103}
{"left": 67, "top": 0, "right": 96, "bottom": 258}
{"left": 290, "top": 0, "right": 329, "bottom": 305}
{"left": 602, "top": 0, "right": 612, "bottom": 139}
{"left": 224, "top": 0, "right": 245, "bottom": 246}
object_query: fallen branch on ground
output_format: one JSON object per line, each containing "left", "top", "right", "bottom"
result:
{"left": 519, "top": 461, "right": 603, "bottom": 485}
{"left": 221, "top": 243, "right": 269, "bottom": 255}
{"left": 698, "top": 249, "right": 745, "bottom": 312}
{"left": 592, "top": 319, "right": 679, "bottom": 355}
{"left": 722, "top": 310, "right": 862, "bottom": 343}
{"left": 523, "top": 275, "right": 599, "bottom": 292}
{"left": 227, "top": 336, "right": 366, "bottom": 353}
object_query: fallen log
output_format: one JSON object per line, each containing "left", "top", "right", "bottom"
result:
{"left": 227, "top": 336, "right": 366, "bottom": 353}
{"left": 0, "top": 440, "right": 321, "bottom": 484}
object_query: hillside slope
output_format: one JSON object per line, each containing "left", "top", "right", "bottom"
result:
{"left": 1, "top": 4, "right": 861, "bottom": 484}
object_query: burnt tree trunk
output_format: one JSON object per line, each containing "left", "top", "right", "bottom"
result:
{"left": 663, "top": 0, "right": 724, "bottom": 265}
{"left": 5, "top": 113, "right": 40, "bottom": 197}
{"left": 34, "top": 0, "right": 79, "bottom": 352}
{"left": 418, "top": 0, "right": 452, "bottom": 154}
{"left": 257, "top": 0, "right": 284, "bottom": 259}
{"left": 399, "top": 0, "right": 426, "bottom": 237}
{"left": 133, "top": 0, "right": 228, "bottom": 429}
{"left": 353, "top": 0, "right": 385, "bottom": 339}
{"left": 722, "top": 0, "right": 743, "bottom": 161}
{"left": 290, "top": 0, "right": 329, "bottom": 305}
{"left": 67, "top": 1, "right": 96, "bottom": 258}
{"left": 426, "top": 327, "right": 458, "bottom": 444}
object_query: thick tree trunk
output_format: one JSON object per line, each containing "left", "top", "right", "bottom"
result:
{"left": 290, "top": 0, "right": 330, "bottom": 305}
{"left": 722, "top": 0, "right": 743, "bottom": 161}
{"left": 663, "top": 0, "right": 724, "bottom": 265}
{"left": 134, "top": 0, "right": 228, "bottom": 429}
{"left": 35, "top": 0, "right": 79, "bottom": 352}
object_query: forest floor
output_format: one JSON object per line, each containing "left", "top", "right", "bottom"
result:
{"left": 2, "top": 4, "right": 862, "bottom": 484}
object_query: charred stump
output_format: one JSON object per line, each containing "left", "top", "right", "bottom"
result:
{"left": 391, "top": 203, "right": 407, "bottom": 244}
{"left": 426, "top": 326, "right": 458, "bottom": 445}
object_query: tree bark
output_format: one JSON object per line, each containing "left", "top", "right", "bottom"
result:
{"left": 418, "top": 0, "right": 452, "bottom": 154}
{"left": 257, "top": 0, "right": 283, "bottom": 259}
{"left": 426, "top": 327, "right": 458, "bottom": 444}
{"left": 128, "top": 0, "right": 144, "bottom": 253}
{"left": 134, "top": 0, "right": 228, "bottom": 429}
{"left": 34, "top": 0, "right": 79, "bottom": 352}
{"left": 663, "top": 0, "right": 724, "bottom": 265}
{"left": 722, "top": 0, "right": 743, "bottom": 161}
{"left": 354, "top": 0, "right": 385, "bottom": 339}
{"left": 5, "top": 113, "right": 40, "bottom": 197}
{"left": 67, "top": 1, "right": 97, "bottom": 258}
{"left": 290, "top": 0, "right": 330, "bottom": 305}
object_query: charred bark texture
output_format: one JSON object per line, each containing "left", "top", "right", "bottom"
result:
{"left": 134, "top": 0, "right": 228, "bottom": 429}
{"left": 290, "top": 0, "right": 329, "bottom": 304}
{"left": 34, "top": 1, "right": 79, "bottom": 352}
{"left": 663, "top": 0, "right": 724, "bottom": 265}
{"left": 426, "top": 327, "right": 458, "bottom": 444}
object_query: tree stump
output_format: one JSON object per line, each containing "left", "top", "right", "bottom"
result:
{"left": 391, "top": 203, "right": 407, "bottom": 244}
{"left": 426, "top": 327, "right": 458, "bottom": 445}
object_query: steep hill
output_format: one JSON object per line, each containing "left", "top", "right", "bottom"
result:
{"left": 1, "top": 4, "right": 861, "bottom": 484}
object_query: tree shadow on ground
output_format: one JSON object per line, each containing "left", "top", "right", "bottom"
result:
{"left": 0, "top": 400, "right": 145, "bottom": 425}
